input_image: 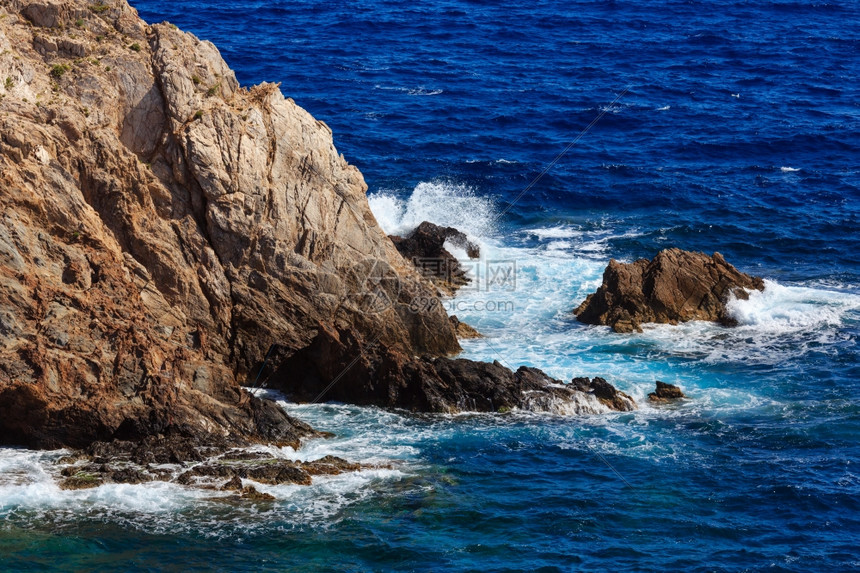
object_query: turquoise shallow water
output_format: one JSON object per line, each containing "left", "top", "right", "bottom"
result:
{"left": 3, "top": 0, "right": 860, "bottom": 570}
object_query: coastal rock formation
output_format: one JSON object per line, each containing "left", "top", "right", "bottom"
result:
{"left": 0, "top": 0, "right": 645, "bottom": 455}
{"left": 0, "top": 0, "right": 458, "bottom": 449}
{"left": 449, "top": 315, "right": 482, "bottom": 339}
{"left": 648, "top": 381, "right": 685, "bottom": 403}
{"left": 570, "top": 377, "right": 637, "bottom": 412}
{"left": 574, "top": 248, "right": 764, "bottom": 332}
{"left": 389, "top": 221, "right": 480, "bottom": 295}
{"left": 269, "top": 325, "right": 636, "bottom": 414}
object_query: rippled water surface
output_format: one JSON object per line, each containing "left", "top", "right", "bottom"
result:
{"left": 3, "top": 0, "right": 859, "bottom": 570}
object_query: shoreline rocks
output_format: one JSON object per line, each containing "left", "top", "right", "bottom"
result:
{"left": 575, "top": 248, "right": 764, "bottom": 332}
{"left": 54, "top": 435, "right": 370, "bottom": 493}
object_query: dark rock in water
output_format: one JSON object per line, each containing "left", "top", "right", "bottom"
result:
{"left": 239, "top": 486, "right": 276, "bottom": 501}
{"left": 302, "top": 455, "right": 363, "bottom": 476}
{"left": 55, "top": 434, "right": 368, "bottom": 491}
{"left": 648, "top": 381, "right": 686, "bottom": 403}
{"left": 450, "top": 315, "right": 483, "bottom": 339}
{"left": 104, "top": 466, "right": 150, "bottom": 484}
{"left": 570, "top": 377, "right": 637, "bottom": 412}
{"left": 390, "top": 221, "right": 480, "bottom": 295}
{"left": 271, "top": 325, "right": 636, "bottom": 414}
{"left": 575, "top": 248, "right": 765, "bottom": 332}
{"left": 59, "top": 461, "right": 151, "bottom": 490}
{"left": 59, "top": 473, "right": 105, "bottom": 490}
{"left": 177, "top": 461, "right": 313, "bottom": 486}
{"left": 221, "top": 476, "right": 244, "bottom": 491}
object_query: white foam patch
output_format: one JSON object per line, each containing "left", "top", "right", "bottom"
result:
{"left": 620, "top": 281, "right": 860, "bottom": 367}
{"left": 368, "top": 181, "right": 497, "bottom": 240}
{"left": 727, "top": 280, "right": 860, "bottom": 332}
{"left": 407, "top": 87, "right": 443, "bottom": 96}
{"left": 527, "top": 225, "right": 583, "bottom": 240}
{"left": 780, "top": 166, "right": 801, "bottom": 172}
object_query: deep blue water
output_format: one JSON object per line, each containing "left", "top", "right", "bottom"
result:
{"left": 2, "top": 0, "right": 860, "bottom": 571}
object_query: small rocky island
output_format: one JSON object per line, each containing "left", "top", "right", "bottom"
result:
{"left": 575, "top": 248, "right": 765, "bottom": 332}
{"left": 0, "top": 0, "right": 642, "bottom": 484}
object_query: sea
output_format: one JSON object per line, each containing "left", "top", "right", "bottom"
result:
{"left": 2, "top": 0, "right": 859, "bottom": 571}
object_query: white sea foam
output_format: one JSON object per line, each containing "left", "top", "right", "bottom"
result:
{"left": 727, "top": 280, "right": 859, "bottom": 331}
{"left": 368, "top": 181, "right": 497, "bottom": 239}
{"left": 407, "top": 87, "right": 443, "bottom": 96}
{"left": 0, "top": 397, "right": 428, "bottom": 534}
{"left": 527, "top": 225, "right": 583, "bottom": 240}
{"left": 780, "top": 166, "right": 801, "bottom": 172}
{"left": 656, "top": 105, "right": 671, "bottom": 111}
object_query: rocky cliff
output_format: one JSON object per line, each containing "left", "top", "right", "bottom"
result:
{"left": 0, "top": 1, "right": 643, "bottom": 452}
{"left": 0, "top": 0, "right": 458, "bottom": 448}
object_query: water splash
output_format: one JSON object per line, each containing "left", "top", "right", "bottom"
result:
{"left": 368, "top": 181, "right": 498, "bottom": 240}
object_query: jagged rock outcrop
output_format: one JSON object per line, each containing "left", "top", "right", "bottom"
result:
{"left": 574, "top": 248, "right": 765, "bottom": 333}
{"left": 0, "top": 0, "right": 458, "bottom": 449}
{"left": 389, "top": 221, "right": 480, "bottom": 295}
{"left": 570, "top": 377, "right": 637, "bottom": 412}
{"left": 449, "top": 315, "right": 482, "bottom": 339}
{"left": 648, "top": 381, "right": 685, "bottom": 403}
{"left": 268, "top": 325, "right": 636, "bottom": 414}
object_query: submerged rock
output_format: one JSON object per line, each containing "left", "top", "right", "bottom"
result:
{"left": 238, "top": 486, "right": 276, "bottom": 502}
{"left": 648, "top": 381, "right": 686, "bottom": 403}
{"left": 390, "top": 221, "right": 480, "bottom": 295}
{"left": 221, "top": 476, "right": 243, "bottom": 491}
{"left": 575, "top": 248, "right": 764, "bottom": 332}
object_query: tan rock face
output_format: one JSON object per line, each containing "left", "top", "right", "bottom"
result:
{"left": 0, "top": 0, "right": 458, "bottom": 448}
{"left": 574, "top": 248, "right": 765, "bottom": 333}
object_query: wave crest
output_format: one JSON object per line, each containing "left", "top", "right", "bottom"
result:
{"left": 368, "top": 181, "right": 498, "bottom": 239}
